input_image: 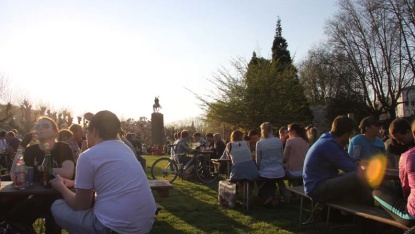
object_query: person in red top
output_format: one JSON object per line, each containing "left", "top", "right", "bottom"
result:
{"left": 373, "top": 119, "right": 415, "bottom": 227}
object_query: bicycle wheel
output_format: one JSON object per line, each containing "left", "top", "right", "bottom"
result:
{"left": 151, "top": 158, "right": 179, "bottom": 183}
{"left": 196, "top": 155, "right": 218, "bottom": 183}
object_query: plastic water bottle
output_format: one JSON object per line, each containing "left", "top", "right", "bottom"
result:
{"left": 14, "top": 149, "right": 26, "bottom": 189}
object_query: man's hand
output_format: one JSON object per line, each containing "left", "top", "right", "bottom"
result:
{"left": 50, "top": 174, "right": 67, "bottom": 192}
{"left": 359, "top": 159, "right": 369, "bottom": 171}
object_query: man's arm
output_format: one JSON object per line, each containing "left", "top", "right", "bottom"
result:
{"left": 326, "top": 141, "right": 357, "bottom": 173}
{"left": 51, "top": 174, "right": 94, "bottom": 210}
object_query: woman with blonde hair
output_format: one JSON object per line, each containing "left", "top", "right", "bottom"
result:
{"left": 256, "top": 122, "right": 288, "bottom": 206}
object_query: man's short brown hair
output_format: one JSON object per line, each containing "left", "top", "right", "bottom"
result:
{"left": 389, "top": 118, "right": 411, "bottom": 136}
{"left": 331, "top": 116, "right": 355, "bottom": 137}
{"left": 69, "top": 124, "right": 83, "bottom": 133}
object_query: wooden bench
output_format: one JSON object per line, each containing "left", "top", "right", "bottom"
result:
{"left": 287, "top": 186, "right": 410, "bottom": 231}
{"left": 148, "top": 179, "right": 173, "bottom": 198}
{"left": 286, "top": 186, "right": 319, "bottom": 229}
{"left": 327, "top": 202, "right": 409, "bottom": 231}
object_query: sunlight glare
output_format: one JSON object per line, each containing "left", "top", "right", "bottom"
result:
{"left": 364, "top": 154, "right": 387, "bottom": 188}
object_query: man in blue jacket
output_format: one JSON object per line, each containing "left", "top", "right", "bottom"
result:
{"left": 303, "top": 115, "right": 372, "bottom": 204}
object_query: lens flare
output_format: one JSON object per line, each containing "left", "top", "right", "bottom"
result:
{"left": 364, "top": 154, "right": 387, "bottom": 188}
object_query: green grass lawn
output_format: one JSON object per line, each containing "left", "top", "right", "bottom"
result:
{"left": 144, "top": 155, "right": 402, "bottom": 234}
{"left": 35, "top": 155, "right": 400, "bottom": 234}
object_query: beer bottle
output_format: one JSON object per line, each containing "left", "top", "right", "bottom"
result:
{"left": 42, "top": 143, "right": 53, "bottom": 187}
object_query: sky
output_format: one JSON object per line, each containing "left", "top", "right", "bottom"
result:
{"left": 0, "top": 0, "right": 338, "bottom": 124}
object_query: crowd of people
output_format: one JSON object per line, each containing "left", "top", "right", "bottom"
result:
{"left": 168, "top": 122, "right": 314, "bottom": 207}
{"left": 303, "top": 116, "right": 415, "bottom": 228}
{"left": 0, "top": 110, "right": 156, "bottom": 234}
{"left": 219, "top": 122, "right": 311, "bottom": 207}
{"left": 169, "top": 114, "right": 415, "bottom": 228}
{"left": 1, "top": 110, "right": 415, "bottom": 232}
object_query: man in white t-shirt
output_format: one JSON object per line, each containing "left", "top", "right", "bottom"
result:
{"left": 50, "top": 110, "right": 156, "bottom": 234}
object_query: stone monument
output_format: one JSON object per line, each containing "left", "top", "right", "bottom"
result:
{"left": 151, "top": 96, "right": 165, "bottom": 146}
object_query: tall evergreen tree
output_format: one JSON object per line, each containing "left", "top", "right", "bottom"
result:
{"left": 198, "top": 19, "right": 312, "bottom": 131}
{"left": 271, "top": 18, "right": 292, "bottom": 66}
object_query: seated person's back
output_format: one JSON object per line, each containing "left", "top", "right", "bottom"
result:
{"left": 303, "top": 115, "right": 372, "bottom": 205}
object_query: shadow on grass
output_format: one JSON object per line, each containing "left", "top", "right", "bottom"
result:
{"left": 150, "top": 177, "right": 384, "bottom": 234}
{"left": 145, "top": 156, "right": 391, "bottom": 234}
{"left": 151, "top": 179, "right": 254, "bottom": 233}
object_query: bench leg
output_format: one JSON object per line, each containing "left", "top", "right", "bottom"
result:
{"left": 241, "top": 182, "right": 250, "bottom": 210}
{"left": 245, "top": 182, "right": 249, "bottom": 210}
{"left": 326, "top": 205, "right": 331, "bottom": 228}
{"left": 299, "top": 197, "right": 304, "bottom": 229}
{"left": 157, "top": 190, "right": 169, "bottom": 198}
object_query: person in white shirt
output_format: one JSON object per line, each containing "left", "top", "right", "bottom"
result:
{"left": 50, "top": 110, "right": 156, "bottom": 234}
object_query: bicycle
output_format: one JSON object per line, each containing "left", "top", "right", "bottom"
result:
{"left": 150, "top": 145, "right": 218, "bottom": 184}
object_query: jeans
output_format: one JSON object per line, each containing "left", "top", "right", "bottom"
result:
{"left": 51, "top": 200, "right": 114, "bottom": 234}
{"left": 257, "top": 177, "right": 288, "bottom": 201}
{"left": 373, "top": 185, "right": 415, "bottom": 227}
{"left": 309, "top": 172, "right": 373, "bottom": 205}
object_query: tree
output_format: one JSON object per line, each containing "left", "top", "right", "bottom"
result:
{"left": 299, "top": 45, "right": 353, "bottom": 105}
{"left": 198, "top": 19, "right": 312, "bottom": 130}
{"left": 326, "top": 0, "right": 414, "bottom": 119}
{"left": 0, "top": 75, "right": 14, "bottom": 124}
{"left": 386, "top": 0, "right": 415, "bottom": 79}
{"left": 272, "top": 18, "right": 292, "bottom": 66}
{"left": 20, "top": 99, "right": 36, "bottom": 133}
{"left": 121, "top": 117, "right": 152, "bottom": 145}
{"left": 245, "top": 54, "right": 311, "bottom": 127}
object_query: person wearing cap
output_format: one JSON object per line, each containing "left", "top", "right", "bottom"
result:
{"left": 348, "top": 116, "right": 385, "bottom": 162}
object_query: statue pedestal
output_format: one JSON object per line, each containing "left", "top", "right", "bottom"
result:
{"left": 151, "top": 113, "right": 165, "bottom": 146}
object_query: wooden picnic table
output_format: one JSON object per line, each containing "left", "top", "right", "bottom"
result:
{"left": 148, "top": 179, "right": 173, "bottom": 198}
{"left": 0, "top": 181, "right": 58, "bottom": 196}
{"left": 0, "top": 180, "right": 173, "bottom": 198}
{"left": 384, "top": 168, "right": 399, "bottom": 180}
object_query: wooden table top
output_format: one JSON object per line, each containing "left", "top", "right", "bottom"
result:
{"left": 0, "top": 180, "right": 173, "bottom": 196}
{"left": 384, "top": 168, "right": 399, "bottom": 180}
{"left": 0, "top": 181, "right": 58, "bottom": 196}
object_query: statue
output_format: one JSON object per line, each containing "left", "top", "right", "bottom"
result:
{"left": 153, "top": 96, "right": 162, "bottom": 113}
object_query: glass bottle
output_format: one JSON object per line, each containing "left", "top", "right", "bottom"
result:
{"left": 42, "top": 143, "right": 53, "bottom": 188}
